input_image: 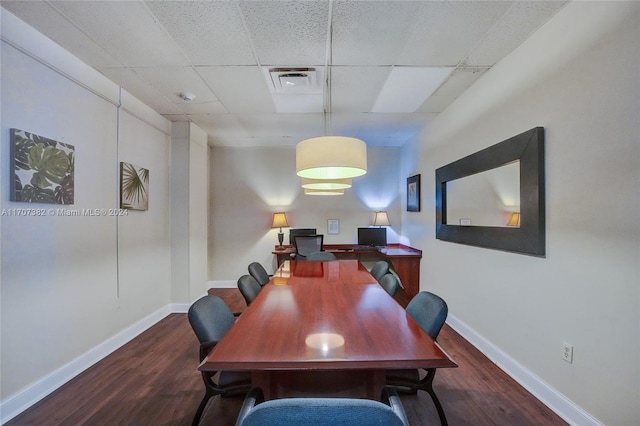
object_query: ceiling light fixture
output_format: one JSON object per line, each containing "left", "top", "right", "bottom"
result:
{"left": 304, "top": 188, "right": 345, "bottom": 196}
{"left": 301, "top": 177, "right": 352, "bottom": 190}
{"left": 295, "top": 20, "right": 367, "bottom": 181}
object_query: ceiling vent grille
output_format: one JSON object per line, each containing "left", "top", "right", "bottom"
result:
{"left": 268, "top": 68, "right": 320, "bottom": 93}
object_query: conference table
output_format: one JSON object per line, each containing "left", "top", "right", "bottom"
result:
{"left": 199, "top": 259, "right": 457, "bottom": 400}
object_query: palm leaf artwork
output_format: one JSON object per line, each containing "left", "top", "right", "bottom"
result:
{"left": 10, "top": 128, "right": 74, "bottom": 204}
{"left": 120, "top": 162, "right": 149, "bottom": 210}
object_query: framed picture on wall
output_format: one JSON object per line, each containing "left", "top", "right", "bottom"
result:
{"left": 120, "top": 162, "right": 149, "bottom": 210}
{"left": 407, "top": 174, "right": 421, "bottom": 212}
{"left": 9, "top": 128, "right": 75, "bottom": 204}
{"left": 327, "top": 219, "right": 340, "bottom": 235}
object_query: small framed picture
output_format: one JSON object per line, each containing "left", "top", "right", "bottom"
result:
{"left": 407, "top": 174, "right": 421, "bottom": 212}
{"left": 327, "top": 219, "right": 340, "bottom": 235}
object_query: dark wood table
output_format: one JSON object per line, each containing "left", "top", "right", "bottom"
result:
{"left": 199, "top": 260, "right": 456, "bottom": 400}
{"left": 273, "top": 244, "right": 423, "bottom": 298}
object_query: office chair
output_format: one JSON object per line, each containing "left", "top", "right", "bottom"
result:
{"left": 293, "top": 234, "right": 324, "bottom": 260}
{"left": 386, "top": 291, "right": 450, "bottom": 426}
{"left": 235, "top": 387, "right": 409, "bottom": 426}
{"left": 237, "top": 275, "right": 261, "bottom": 306}
{"left": 378, "top": 273, "right": 400, "bottom": 296}
{"left": 369, "top": 260, "right": 390, "bottom": 281}
{"left": 306, "top": 251, "right": 337, "bottom": 260}
{"left": 248, "top": 262, "right": 270, "bottom": 286}
{"left": 187, "top": 295, "right": 251, "bottom": 426}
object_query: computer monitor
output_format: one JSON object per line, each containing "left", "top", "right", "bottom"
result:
{"left": 289, "top": 228, "right": 317, "bottom": 245}
{"left": 357, "top": 227, "right": 387, "bottom": 247}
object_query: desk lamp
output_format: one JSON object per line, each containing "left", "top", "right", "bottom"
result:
{"left": 373, "top": 211, "right": 390, "bottom": 227}
{"left": 271, "top": 212, "right": 289, "bottom": 249}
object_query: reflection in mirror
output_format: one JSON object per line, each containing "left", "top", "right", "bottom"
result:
{"left": 435, "top": 127, "right": 545, "bottom": 256}
{"left": 446, "top": 161, "right": 520, "bottom": 227}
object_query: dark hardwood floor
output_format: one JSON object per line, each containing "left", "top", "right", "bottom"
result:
{"left": 6, "top": 288, "right": 566, "bottom": 426}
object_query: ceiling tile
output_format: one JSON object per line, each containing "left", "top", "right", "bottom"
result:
{"left": 145, "top": 1, "right": 256, "bottom": 66}
{"left": 196, "top": 66, "right": 275, "bottom": 113}
{"left": 418, "top": 67, "right": 489, "bottom": 113}
{"left": 330, "top": 66, "right": 391, "bottom": 112}
{"left": 99, "top": 67, "right": 183, "bottom": 115}
{"left": 396, "top": 1, "right": 513, "bottom": 66}
{"left": 2, "top": 1, "right": 123, "bottom": 68}
{"left": 462, "top": 1, "right": 568, "bottom": 66}
{"left": 372, "top": 67, "right": 455, "bottom": 113}
{"left": 49, "top": 1, "right": 189, "bottom": 67}
{"left": 132, "top": 67, "right": 220, "bottom": 105}
{"left": 331, "top": 1, "right": 420, "bottom": 66}
{"left": 239, "top": 0, "right": 330, "bottom": 65}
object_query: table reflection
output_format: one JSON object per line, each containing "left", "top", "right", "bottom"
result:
{"left": 305, "top": 332, "right": 345, "bottom": 360}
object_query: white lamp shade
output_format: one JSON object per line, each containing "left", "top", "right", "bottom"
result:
{"left": 301, "top": 177, "right": 352, "bottom": 190}
{"left": 304, "top": 188, "right": 345, "bottom": 196}
{"left": 296, "top": 136, "right": 367, "bottom": 179}
{"left": 373, "top": 211, "right": 391, "bottom": 226}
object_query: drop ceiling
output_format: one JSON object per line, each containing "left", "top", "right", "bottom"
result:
{"left": 1, "top": 0, "right": 567, "bottom": 147}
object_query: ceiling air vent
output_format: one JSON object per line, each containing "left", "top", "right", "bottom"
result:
{"left": 268, "top": 68, "right": 319, "bottom": 93}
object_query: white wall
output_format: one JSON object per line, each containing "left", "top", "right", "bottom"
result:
{"left": 401, "top": 2, "right": 639, "bottom": 425}
{"left": 171, "top": 122, "right": 209, "bottom": 303}
{"left": 208, "top": 146, "right": 402, "bottom": 282}
{"left": 0, "top": 9, "right": 172, "bottom": 416}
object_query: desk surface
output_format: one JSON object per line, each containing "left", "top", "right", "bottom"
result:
{"left": 200, "top": 260, "right": 455, "bottom": 373}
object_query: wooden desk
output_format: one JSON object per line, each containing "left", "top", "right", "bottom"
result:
{"left": 200, "top": 260, "right": 456, "bottom": 400}
{"left": 273, "top": 244, "right": 422, "bottom": 298}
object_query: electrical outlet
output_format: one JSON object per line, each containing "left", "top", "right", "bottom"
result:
{"left": 562, "top": 342, "right": 573, "bottom": 363}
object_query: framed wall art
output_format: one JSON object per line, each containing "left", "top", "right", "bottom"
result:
{"left": 10, "top": 128, "right": 75, "bottom": 204}
{"left": 407, "top": 174, "right": 421, "bottom": 212}
{"left": 120, "top": 162, "right": 149, "bottom": 210}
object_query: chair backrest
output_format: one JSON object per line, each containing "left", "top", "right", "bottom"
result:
{"left": 289, "top": 228, "right": 317, "bottom": 245}
{"left": 306, "top": 251, "right": 337, "bottom": 261}
{"left": 187, "top": 295, "right": 235, "bottom": 360}
{"left": 293, "top": 234, "right": 324, "bottom": 259}
{"left": 378, "top": 273, "right": 399, "bottom": 296}
{"left": 237, "top": 397, "right": 406, "bottom": 426}
{"left": 406, "top": 291, "right": 448, "bottom": 340}
{"left": 369, "top": 260, "right": 390, "bottom": 281}
{"left": 248, "top": 262, "right": 270, "bottom": 286}
{"left": 237, "top": 274, "right": 262, "bottom": 305}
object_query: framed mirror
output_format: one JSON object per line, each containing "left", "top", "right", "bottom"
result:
{"left": 435, "top": 127, "right": 545, "bottom": 256}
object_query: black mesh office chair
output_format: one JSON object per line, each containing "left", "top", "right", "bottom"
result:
{"left": 386, "top": 291, "right": 450, "bottom": 425}
{"left": 293, "top": 234, "right": 324, "bottom": 260}
{"left": 237, "top": 274, "right": 261, "bottom": 306}
{"left": 187, "top": 295, "right": 251, "bottom": 426}
{"left": 306, "top": 251, "right": 337, "bottom": 260}
{"left": 248, "top": 262, "right": 270, "bottom": 286}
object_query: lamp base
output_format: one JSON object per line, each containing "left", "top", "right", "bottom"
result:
{"left": 277, "top": 232, "right": 285, "bottom": 250}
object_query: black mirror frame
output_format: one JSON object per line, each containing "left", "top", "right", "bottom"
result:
{"left": 435, "top": 127, "right": 545, "bottom": 257}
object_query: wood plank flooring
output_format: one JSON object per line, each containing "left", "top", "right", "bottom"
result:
{"left": 6, "top": 288, "right": 567, "bottom": 426}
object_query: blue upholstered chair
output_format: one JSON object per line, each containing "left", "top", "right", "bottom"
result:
{"left": 378, "top": 273, "right": 400, "bottom": 296}
{"left": 187, "top": 295, "right": 251, "bottom": 426}
{"left": 306, "top": 251, "right": 337, "bottom": 260}
{"left": 235, "top": 387, "right": 409, "bottom": 426}
{"left": 237, "top": 275, "right": 261, "bottom": 306}
{"left": 386, "top": 291, "right": 450, "bottom": 425}
{"left": 369, "top": 260, "right": 390, "bottom": 281}
{"left": 248, "top": 262, "right": 270, "bottom": 286}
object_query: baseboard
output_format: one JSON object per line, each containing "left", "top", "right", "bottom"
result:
{"left": 446, "top": 314, "right": 603, "bottom": 426}
{"left": 0, "top": 304, "right": 173, "bottom": 424}
{"left": 207, "top": 280, "right": 236, "bottom": 289}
